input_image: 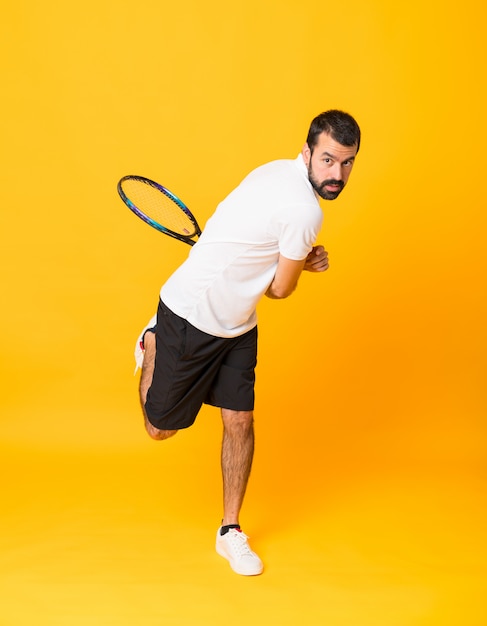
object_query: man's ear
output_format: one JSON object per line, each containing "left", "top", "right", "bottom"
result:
{"left": 302, "top": 143, "right": 311, "bottom": 167}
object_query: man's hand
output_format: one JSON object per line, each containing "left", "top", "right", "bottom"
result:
{"left": 304, "top": 245, "right": 329, "bottom": 272}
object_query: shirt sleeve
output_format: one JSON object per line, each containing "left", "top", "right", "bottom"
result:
{"left": 273, "top": 204, "right": 323, "bottom": 260}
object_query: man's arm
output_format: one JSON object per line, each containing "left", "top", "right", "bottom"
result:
{"left": 265, "top": 254, "right": 306, "bottom": 299}
{"left": 265, "top": 246, "right": 329, "bottom": 300}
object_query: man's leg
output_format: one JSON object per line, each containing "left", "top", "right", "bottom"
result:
{"left": 220, "top": 409, "right": 254, "bottom": 525}
{"left": 139, "top": 330, "right": 178, "bottom": 441}
{"left": 217, "top": 408, "right": 262, "bottom": 575}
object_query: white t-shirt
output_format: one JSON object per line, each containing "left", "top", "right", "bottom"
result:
{"left": 160, "top": 154, "right": 322, "bottom": 338}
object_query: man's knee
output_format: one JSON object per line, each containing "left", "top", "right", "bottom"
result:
{"left": 221, "top": 409, "right": 254, "bottom": 432}
{"left": 144, "top": 416, "right": 178, "bottom": 441}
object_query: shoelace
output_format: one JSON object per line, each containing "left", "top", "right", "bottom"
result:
{"left": 226, "top": 529, "right": 254, "bottom": 557}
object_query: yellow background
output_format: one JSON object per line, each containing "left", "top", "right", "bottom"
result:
{"left": 1, "top": 0, "right": 486, "bottom": 624}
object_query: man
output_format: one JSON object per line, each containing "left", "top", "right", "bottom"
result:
{"left": 135, "top": 110, "right": 361, "bottom": 576}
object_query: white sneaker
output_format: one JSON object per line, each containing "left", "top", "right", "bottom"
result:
{"left": 215, "top": 527, "right": 263, "bottom": 576}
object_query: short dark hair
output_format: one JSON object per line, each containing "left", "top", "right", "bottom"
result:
{"left": 306, "top": 110, "right": 361, "bottom": 154}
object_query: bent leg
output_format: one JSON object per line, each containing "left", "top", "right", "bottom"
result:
{"left": 221, "top": 409, "right": 254, "bottom": 526}
{"left": 139, "top": 330, "right": 178, "bottom": 441}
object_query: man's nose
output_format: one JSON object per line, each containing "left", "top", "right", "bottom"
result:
{"left": 330, "top": 163, "right": 342, "bottom": 180}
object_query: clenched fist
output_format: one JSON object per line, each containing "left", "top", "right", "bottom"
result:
{"left": 303, "top": 245, "right": 329, "bottom": 272}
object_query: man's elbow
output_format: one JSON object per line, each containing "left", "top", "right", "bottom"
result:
{"left": 274, "top": 286, "right": 296, "bottom": 299}
{"left": 266, "top": 283, "right": 297, "bottom": 299}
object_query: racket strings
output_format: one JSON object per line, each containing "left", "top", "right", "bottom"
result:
{"left": 122, "top": 179, "right": 197, "bottom": 236}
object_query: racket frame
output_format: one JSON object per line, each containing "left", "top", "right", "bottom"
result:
{"left": 117, "top": 175, "right": 201, "bottom": 246}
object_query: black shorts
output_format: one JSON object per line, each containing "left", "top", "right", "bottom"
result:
{"left": 145, "top": 300, "right": 257, "bottom": 431}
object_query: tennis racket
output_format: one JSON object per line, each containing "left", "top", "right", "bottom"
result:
{"left": 117, "top": 175, "right": 201, "bottom": 246}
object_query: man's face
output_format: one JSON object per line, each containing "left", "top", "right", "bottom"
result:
{"left": 302, "top": 132, "right": 358, "bottom": 200}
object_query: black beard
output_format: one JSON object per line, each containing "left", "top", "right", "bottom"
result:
{"left": 308, "top": 168, "right": 344, "bottom": 200}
